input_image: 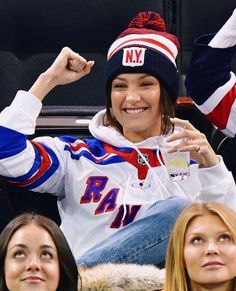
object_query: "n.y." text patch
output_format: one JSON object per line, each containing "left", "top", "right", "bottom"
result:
{"left": 122, "top": 47, "right": 146, "bottom": 67}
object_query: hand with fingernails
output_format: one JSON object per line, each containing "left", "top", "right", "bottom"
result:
{"left": 166, "top": 117, "right": 220, "bottom": 168}
{"left": 29, "top": 47, "right": 95, "bottom": 101}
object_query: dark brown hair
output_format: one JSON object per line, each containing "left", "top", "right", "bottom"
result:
{"left": 0, "top": 213, "right": 79, "bottom": 291}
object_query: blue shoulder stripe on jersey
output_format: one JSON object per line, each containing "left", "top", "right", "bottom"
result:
{"left": 60, "top": 136, "right": 134, "bottom": 157}
{"left": 19, "top": 154, "right": 59, "bottom": 190}
{"left": 83, "top": 138, "right": 134, "bottom": 154}
{"left": 83, "top": 138, "right": 108, "bottom": 156}
{"left": 6, "top": 144, "right": 59, "bottom": 189}
{"left": 59, "top": 135, "right": 77, "bottom": 143}
{"left": 6, "top": 145, "right": 43, "bottom": 182}
{"left": 83, "top": 138, "right": 133, "bottom": 153}
{"left": 84, "top": 139, "right": 134, "bottom": 156}
{"left": 111, "top": 145, "right": 134, "bottom": 153}
{"left": 60, "top": 137, "right": 109, "bottom": 157}
{"left": 0, "top": 126, "right": 27, "bottom": 159}
{"left": 64, "top": 145, "right": 124, "bottom": 164}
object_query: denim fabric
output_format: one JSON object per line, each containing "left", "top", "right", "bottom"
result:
{"left": 77, "top": 196, "right": 189, "bottom": 267}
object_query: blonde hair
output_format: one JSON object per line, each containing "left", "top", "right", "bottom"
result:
{"left": 165, "top": 202, "right": 236, "bottom": 291}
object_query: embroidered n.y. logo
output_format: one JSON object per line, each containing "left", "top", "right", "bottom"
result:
{"left": 122, "top": 47, "right": 146, "bottom": 67}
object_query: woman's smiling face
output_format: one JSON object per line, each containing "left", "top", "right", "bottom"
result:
{"left": 111, "top": 73, "right": 162, "bottom": 142}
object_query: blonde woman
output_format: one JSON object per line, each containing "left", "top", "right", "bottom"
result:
{"left": 165, "top": 202, "right": 236, "bottom": 291}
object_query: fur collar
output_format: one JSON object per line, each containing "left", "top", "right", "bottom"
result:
{"left": 78, "top": 263, "right": 165, "bottom": 290}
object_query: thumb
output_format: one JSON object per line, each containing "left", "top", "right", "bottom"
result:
{"left": 83, "top": 61, "right": 95, "bottom": 75}
{"left": 72, "top": 61, "right": 95, "bottom": 82}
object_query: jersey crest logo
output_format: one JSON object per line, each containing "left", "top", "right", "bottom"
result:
{"left": 137, "top": 153, "right": 149, "bottom": 165}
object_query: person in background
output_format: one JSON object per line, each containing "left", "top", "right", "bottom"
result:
{"left": 185, "top": 9, "right": 236, "bottom": 138}
{"left": 0, "top": 213, "right": 78, "bottom": 291}
{"left": 0, "top": 11, "right": 235, "bottom": 268}
{"left": 165, "top": 202, "right": 236, "bottom": 291}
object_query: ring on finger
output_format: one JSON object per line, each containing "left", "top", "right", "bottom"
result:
{"left": 197, "top": 146, "right": 202, "bottom": 154}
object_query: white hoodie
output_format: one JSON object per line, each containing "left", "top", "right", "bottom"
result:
{"left": 0, "top": 90, "right": 235, "bottom": 258}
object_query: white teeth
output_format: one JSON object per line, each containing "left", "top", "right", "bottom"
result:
{"left": 125, "top": 108, "right": 145, "bottom": 114}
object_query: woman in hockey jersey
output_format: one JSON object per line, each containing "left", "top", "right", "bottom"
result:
{"left": 0, "top": 11, "right": 235, "bottom": 268}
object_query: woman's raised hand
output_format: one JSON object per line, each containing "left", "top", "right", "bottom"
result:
{"left": 29, "top": 47, "right": 94, "bottom": 101}
{"left": 46, "top": 47, "right": 94, "bottom": 85}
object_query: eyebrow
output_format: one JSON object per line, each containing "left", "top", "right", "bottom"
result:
{"left": 113, "top": 74, "right": 150, "bottom": 81}
{"left": 9, "top": 244, "right": 27, "bottom": 250}
{"left": 9, "top": 244, "right": 56, "bottom": 251}
{"left": 187, "top": 229, "right": 230, "bottom": 237}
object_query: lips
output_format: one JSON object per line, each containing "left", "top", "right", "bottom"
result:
{"left": 202, "top": 261, "right": 224, "bottom": 268}
{"left": 124, "top": 107, "right": 147, "bottom": 114}
{"left": 22, "top": 276, "right": 44, "bottom": 283}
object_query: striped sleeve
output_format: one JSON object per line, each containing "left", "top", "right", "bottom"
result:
{"left": 0, "top": 90, "right": 66, "bottom": 193}
{"left": 0, "top": 125, "right": 64, "bottom": 193}
{"left": 185, "top": 34, "right": 236, "bottom": 137}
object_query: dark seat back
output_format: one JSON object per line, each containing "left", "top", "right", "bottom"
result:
{"left": 176, "top": 0, "right": 236, "bottom": 96}
{"left": 0, "top": 0, "right": 172, "bottom": 109}
{"left": 0, "top": 177, "right": 15, "bottom": 232}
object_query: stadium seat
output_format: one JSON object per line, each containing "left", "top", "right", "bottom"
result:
{"left": 0, "top": 177, "right": 15, "bottom": 232}
{"left": 176, "top": 0, "right": 236, "bottom": 91}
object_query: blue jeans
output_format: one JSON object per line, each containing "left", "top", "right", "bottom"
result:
{"left": 77, "top": 196, "right": 189, "bottom": 267}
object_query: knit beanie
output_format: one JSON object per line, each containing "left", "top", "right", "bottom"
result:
{"left": 105, "top": 11, "right": 180, "bottom": 103}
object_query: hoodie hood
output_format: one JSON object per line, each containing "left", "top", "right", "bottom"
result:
{"left": 89, "top": 109, "right": 163, "bottom": 149}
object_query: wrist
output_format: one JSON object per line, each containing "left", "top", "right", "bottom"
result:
{"left": 199, "top": 155, "right": 220, "bottom": 168}
{"left": 29, "top": 72, "right": 57, "bottom": 101}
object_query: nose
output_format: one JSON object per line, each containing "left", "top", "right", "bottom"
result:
{"left": 205, "top": 242, "right": 219, "bottom": 256}
{"left": 126, "top": 93, "right": 141, "bottom": 104}
{"left": 26, "top": 256, "right": 41, "bottom": 271}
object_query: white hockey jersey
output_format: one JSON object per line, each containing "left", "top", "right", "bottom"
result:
{"left": 0, "top": 91, "right": 235, "bottom": 258}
